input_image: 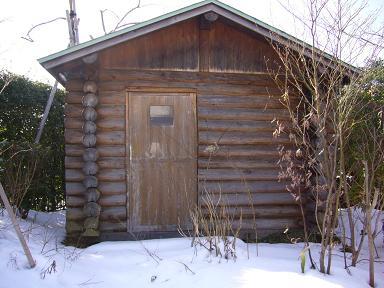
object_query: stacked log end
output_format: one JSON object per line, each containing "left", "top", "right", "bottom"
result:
{"left": 81, "top": 80, "right": 101, "bottom": 237}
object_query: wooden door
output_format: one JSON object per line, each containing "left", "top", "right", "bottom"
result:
{"left": 128, "top": 91, "right": 197, "bottom": 232}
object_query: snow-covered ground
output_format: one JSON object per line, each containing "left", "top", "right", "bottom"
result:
{"left": 0, "top": 209, "right": 383, "bottom": 288}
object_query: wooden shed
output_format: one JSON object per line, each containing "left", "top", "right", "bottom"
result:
{"left": 39, "top": 0, "right": 311, "bottom": 241}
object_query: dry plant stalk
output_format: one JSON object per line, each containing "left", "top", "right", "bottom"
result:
{"left": 189, "top": 188, "right": 242, "bottom": 260}
{"left": 187, "top": 143, "right": 243, "bottom": 260}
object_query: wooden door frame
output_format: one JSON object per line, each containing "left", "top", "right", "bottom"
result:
{"left": 125, "top": 87, "right": 197, "bottom": 233}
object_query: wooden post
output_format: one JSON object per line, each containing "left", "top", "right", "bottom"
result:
{"left": 34, "top": 81, "right": 58, "bottom": 144}
{"left": 35, "top": 0, "right": 79, "bottom": 144}
{"left": 0, "top": 183, "right": 36, "bottom": 268}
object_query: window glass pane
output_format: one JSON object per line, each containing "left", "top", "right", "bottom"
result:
{"left": 150, "top": 105, "right": 174, "bottom": 126}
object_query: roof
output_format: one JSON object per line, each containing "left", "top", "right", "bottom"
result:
{"left": 38, "top": 0, "right": 358, "bottom": 72}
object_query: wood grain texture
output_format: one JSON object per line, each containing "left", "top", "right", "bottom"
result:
{"left": 99, "top": 18, "right": 199, "bottom": 71}
{"left": 62, "top": 17, "right": 303, "bottom": 237}
{"left": 199, "top": 192, "right": 297, "bottom": 206}
{"left": 129, "top": 91, "right": 197, "bottom": 232}
{"left": 199, "top": 181, "right": 295, "bottom": 194}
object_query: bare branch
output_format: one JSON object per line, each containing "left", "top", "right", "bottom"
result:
{"left": 21, "top": 17, "right": 66, "bottom": 42}
{"left": 0, "top": 72, "right": 15, "bottom": 95}
{"left": 100, "top": 10, "right": 107, "bottom": 35}
{"left": 114, "top": 22, "right": 140, "bottom": 30}
{"left": 112, "top": 0, "right": 141, "bottom": 32}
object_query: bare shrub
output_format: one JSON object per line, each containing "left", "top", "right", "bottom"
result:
{"left": 189, "top": 187, "right": 242, "bottom": 260}
{"left": 0, "top": 141, "right": 41, "bottom": 214}
{"left": 269, "top": 0, "right": 384, "bottom": 280}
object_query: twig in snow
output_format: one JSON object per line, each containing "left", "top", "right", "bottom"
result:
{"left": 128, "top": 231, "right": 162, "bottom": 264}
{"left": 40, "top": 260, "right": 57, "bottom": 279}
{"left": 176, "top": 261, "right": 196, "bottom": 275}
{"left": 78, "top": 278, "right": 104, "bottom": 286}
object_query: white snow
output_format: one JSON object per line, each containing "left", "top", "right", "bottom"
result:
{"left": 0, "top": 209, "right": 383, "bottom": 288}
{"left": 336, "top": 207, "right": 384, "bottom": 250}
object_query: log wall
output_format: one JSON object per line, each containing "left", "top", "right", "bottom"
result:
{"left": 65, "top": 80, "right": 128, "bottom": 235}
{"left": 62, "top": 15, "right": 302, "bottom": 239}
{"left": 64, "top": 69, "right": 301, "bottom": 237}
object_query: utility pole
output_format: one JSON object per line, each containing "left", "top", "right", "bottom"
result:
{"left": 35, "top": 0, "right": 79, "bottom": 144}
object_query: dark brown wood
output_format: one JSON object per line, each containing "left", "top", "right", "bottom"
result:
{"left": 84, "top": 216, "right": 99, "bottom": 229}
{"left": 97, "top": 157, "right": 125, "bottom": 169}
{"left": 66, "top": 195, "right": 84, "bottom": 207}
{"left": 198, "top": 159, "right": 278, "bottom": 169}
{"left": 97, "top": 105, "right": 125, "bottom": 119}
{"left": 98, "top": 69, "right": 282, "bottom": 87}
{"left": 82, "top": 93, "right": 98, "bottom": 107}
{"left": 198, "top": 145, "right": 284, "bottom": 158}
{"left": 82, "top": 107, "right": 97, "bottom": 121}
{"left": 100, "top": 206, "right": 127, "bottom": 221}
{"left": 83, "top": 176, "right": 98, "bottom": 188}
{"left": 98, "top": 182, "right": 126, "bottom": 195}
{"left": 65, "top": 157, "right": 82, "bottom": 169}
{"left": 65, "top": 118, "right": 82, "bottom": 129}
{"left": 99, "top": 18, "right": 199, "bottom": 71}
{"left": 97, "top": 80, "right": 282, "bottom": 95}
{"left": 86, "top": 188, "right": 101, "bottom": 202}
{"left": 83, "top": 161, "right": 99, "bottom": 175}
{"left": 98, "top": 146, "right": 126, "bottom": 157}
{"left": 82, "top": 134, "right": 97, "bottom": 147}
{"left": 199, "top": 181, "right": 292, "bottom": 194}
{"left": 98, "top": 169, "right": 125, "bottom": 181}
{"left": 83, "top": 148, "right": 99, "bottom": 162}
{"left": 66, "top": 208, "right": 84, "bottom": 220}
{"left": 199, "top": 20, "right": 211, "bottom": 72}
{"left": 199, "top": 192, "right": 297, "bottom": 206}
{"left": 199, "top": 168, "right": 284, "bottom": 181}
{"left": 198, "top": 107, "right": 289, "bottom": 121}
{"left": 66, "top": 182, "right": 85, "bottom": 196}
{"left": 60, "top": 14, "right": 306, "bottom": 239}
{"left": 97, "top": 118, "right": 125, "bottom": 130}
{"left": 65, "top": 169, "right": 83, "bottom": 181}
{"left": 198, "top": 95, "right": 285, "bottom": 109}
{"left": 83, "top": 121, "right": 97, "bottom": 134}
{"left": 199, "top": 131, "right": 291, "bottom": 145}
{"left": 83, "top": 81, "right": 98, "bottom": 93}
{"left": 129, "top": 91, "right": 197, "bottom": 232}
{"left": 198, "top": 120, "right": 277, "bottom": 132}
{"left": 201, "top": 206, "right": 300, "bottom": 219}
{"left": 98, "top": 194, "right": 126, "bottom": 206}
{"left": 65, "top": 104, "right": 82, "bottom": 117}
{"left": 84, "top": 202, "right": 101, "bottom": 217}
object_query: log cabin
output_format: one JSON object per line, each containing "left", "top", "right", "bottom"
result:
{"left": 38, "top": 0, "right": 353, "bottom": 242}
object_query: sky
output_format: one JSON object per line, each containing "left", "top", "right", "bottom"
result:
{"left": 0, "top": 0, "right": 383, "bottom": 85}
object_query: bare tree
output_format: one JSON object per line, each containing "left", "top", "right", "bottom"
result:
{"left": 270, "top": 0, "right": 384, "bottom": 279}
{"left": 99, "top": 0, "right": 141, "bottom": 35}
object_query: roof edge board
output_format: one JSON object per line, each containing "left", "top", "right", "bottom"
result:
{"left": 38, "top": 1, "right": 217, "bottom": 66}
{"left": 39, "top": 0, "right": 358, "bottom": 73}
{"left": 40, "top": 4, "right": 220, "bottom": 70}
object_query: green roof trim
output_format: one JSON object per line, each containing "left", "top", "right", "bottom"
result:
{"left": 38, "top": 0, "right": 357, "bottom": 72}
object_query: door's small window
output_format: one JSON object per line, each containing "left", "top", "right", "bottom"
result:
{"left": 149, "top": 105, "right": 174, "bottom": 126}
